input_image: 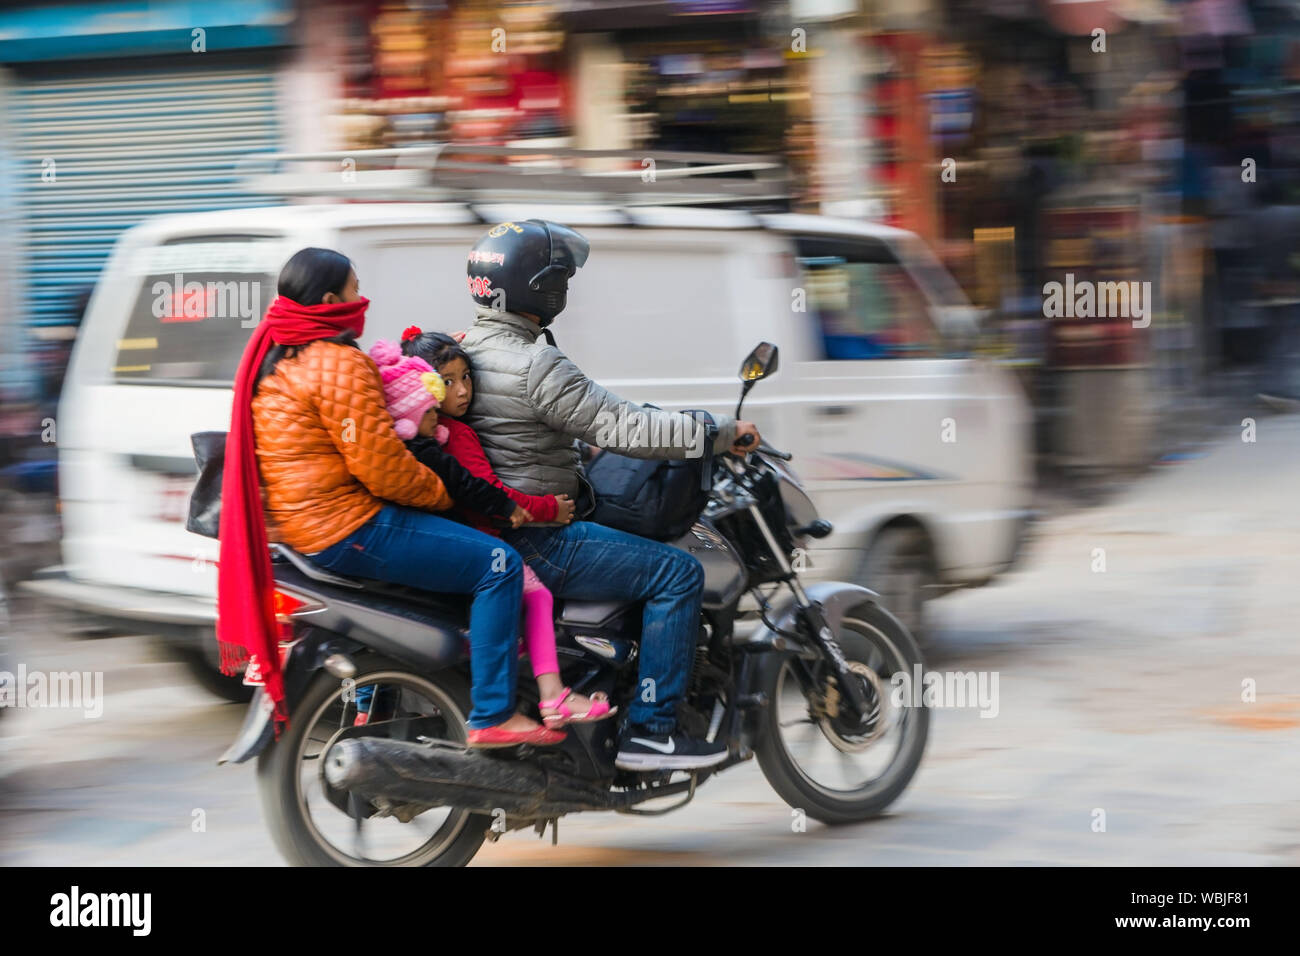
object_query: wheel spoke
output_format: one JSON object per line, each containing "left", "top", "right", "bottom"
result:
{"left": 793, "top": 718, "right": 823, "bottom": 749}
{"left": 778, "top": 716, "right": 816, "bottom": 728}
{"left": 349, "top": 793, "right": 368, "bottom": 859}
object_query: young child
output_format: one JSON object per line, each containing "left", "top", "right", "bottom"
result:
{"left": 371, "top": 333, "right": 613, "bottom": 730}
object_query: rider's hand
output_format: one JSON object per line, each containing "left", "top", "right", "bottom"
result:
{"left": 553, "top": 493, "right": 576, "bottom": 524}
{"left": 509, "top": 505, "right": 533, "bottom": 529}
{"left": 729, "top": 421, "right": 761, "bottom": 456}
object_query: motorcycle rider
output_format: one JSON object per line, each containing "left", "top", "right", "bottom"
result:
{"left": 458, "top": 219, "right": 762, "bottom": 771}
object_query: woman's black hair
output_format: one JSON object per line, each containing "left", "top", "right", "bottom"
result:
{"left": 254, "top": 248, "right": 358, "bottom": 389}
{"left": 401, "top": 331, "right": 473, "bottom": 374}
{"left": 277, "top": 247, "right": 354, "bottom": 305}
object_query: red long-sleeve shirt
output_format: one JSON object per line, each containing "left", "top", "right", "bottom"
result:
{"left": 439, "top": 416, "right": 559, "bottom": 534}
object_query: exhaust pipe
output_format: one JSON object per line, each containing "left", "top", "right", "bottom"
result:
{"left": 325, "top": 737, "right": 605, "bottom": 816}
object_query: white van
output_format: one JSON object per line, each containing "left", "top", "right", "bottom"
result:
{"left": 25, "top": 198, "right": 1033, "bottom": 694}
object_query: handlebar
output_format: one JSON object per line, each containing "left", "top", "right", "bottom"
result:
{"left": 733, "top": 432, "right": 792, "bottom": 461}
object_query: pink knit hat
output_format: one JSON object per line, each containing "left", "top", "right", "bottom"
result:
{"left": 368, "top": 339, "right": 449, "bottom": 442}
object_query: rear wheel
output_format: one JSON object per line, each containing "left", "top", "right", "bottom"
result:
{"left": 755, "top": 601, "right": 929, "bottom": 824}
{"left": 256, "top": 656, "right": 488, "bottom": 867}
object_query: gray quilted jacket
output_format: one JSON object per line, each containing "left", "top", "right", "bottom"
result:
{"left": 459, "top": 307, "right": 737, "bottom": 506}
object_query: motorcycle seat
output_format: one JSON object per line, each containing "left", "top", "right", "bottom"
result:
{"left": 558, "top": 599, "right": 635, "bottom": 629}
{"left": 270, "top": 544, "right": 471, "bottom": 624}
{"left": 271, "top": 546, "right": 636, "bottom": 638}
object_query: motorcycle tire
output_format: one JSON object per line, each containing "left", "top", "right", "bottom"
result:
{"left": 256, "top": 655, "right": 490, "bottom": 867}
{"left": 755, "top": 600, "right": 929, "bottom": 825}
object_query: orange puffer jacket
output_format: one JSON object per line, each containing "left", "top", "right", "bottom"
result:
{"left": 251, "top": 339, "right": 453, "bottom": 554}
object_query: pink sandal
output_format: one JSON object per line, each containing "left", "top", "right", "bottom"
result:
{"left": 540, "top": 687, "right": 617, "bottom": 727}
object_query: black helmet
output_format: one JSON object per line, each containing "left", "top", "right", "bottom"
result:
{"left": 466, "top": 219, "right": 590, "bottom": 327}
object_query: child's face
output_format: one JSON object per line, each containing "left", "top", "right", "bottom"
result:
{"left": 416, "top": 406, "right": 440, "bottom": 438}
{"left": 437, "top": 357, "right": 473, "bottom": 418}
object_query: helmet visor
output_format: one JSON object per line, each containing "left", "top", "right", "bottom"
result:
{"left": 528, "top": 221, "right": 590, "bottom": 288}
{"left": 546, "top": 222, "right": 590, "bottom": 273}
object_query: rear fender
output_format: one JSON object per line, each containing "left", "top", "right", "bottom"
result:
{"left": 217, "top": 628, "right": 364, "bottom": 765}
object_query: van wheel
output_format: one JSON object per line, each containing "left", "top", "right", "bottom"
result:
{"left": 856, "top": 527, "right": 935, "bottom": 643}
{"left": 178, "top": 646, "right": 255, "bottom": 703}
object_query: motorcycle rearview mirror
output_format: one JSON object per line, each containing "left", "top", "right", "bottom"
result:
{"left": 736, "top": 342, "right": 779, "bottom": 418}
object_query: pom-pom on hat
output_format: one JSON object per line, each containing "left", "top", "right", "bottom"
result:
{"left": 369, "top": 339, "right": 448, "bottom": 441}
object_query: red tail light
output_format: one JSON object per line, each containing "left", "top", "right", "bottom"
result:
{"left": 272, "top": 589, "right": 324, "bottom": 665}
{"left": 273, "top": 589, "right": 310, "bottom": 620}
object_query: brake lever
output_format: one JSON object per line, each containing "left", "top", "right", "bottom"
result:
{"left": 733, "top": 432, "right": 792, "bottom": 461}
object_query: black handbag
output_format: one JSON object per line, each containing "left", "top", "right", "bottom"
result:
{"left": 582, "top": 409, "right": 717, "bottom": 542}
{"left": 187, "top": 431, "right": 227, "bottom": 540}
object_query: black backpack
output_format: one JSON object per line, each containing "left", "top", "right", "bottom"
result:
{"left": 583, "top": 409, "right": 717, "bottom": 542}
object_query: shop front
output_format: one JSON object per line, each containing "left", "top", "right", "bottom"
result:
{"left": 330, "top": 0, "right": 570, "bottom": 150}
{"left": 559, "top": 0, "right": 806, "bottom": 196}
{"left": 0, "top": 0, "right": 296, "bottom": 399}
{"left": 917, "top": 0, "right": 1193, "bottom": 471}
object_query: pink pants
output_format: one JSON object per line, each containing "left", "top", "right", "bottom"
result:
{"left": 520, "top": 562, "right": 559, "bottom": 677}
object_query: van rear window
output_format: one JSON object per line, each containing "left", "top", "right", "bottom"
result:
{"left": 113, "top": 238, "right": 281, "bottom": 385}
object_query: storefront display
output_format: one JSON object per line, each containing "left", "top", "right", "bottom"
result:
{"left": 333, "top": 0, "right": 568, "bottom": 151}
{"left": 868, "top": 31, "right": 941, "bottom": 239}
{"left": 621, "top": 35, "right": 792, "bottom": 156}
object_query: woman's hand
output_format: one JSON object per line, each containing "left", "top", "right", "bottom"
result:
{"left": 509, "top": 505, "right": 533, "bottom": 529}
{"left": 553, "top": 493, "right": 575, "bottom": 525}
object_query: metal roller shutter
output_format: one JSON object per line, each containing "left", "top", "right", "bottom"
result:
{"left": 10, "top": 65, "right": 281, "bottom": 329}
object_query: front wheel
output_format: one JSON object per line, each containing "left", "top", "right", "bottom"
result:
{"left": 755, "top": 601, "right": 929, "bottom": 825}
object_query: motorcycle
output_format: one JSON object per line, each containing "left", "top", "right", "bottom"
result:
{"left": 218, "top": 342, "right": 929, "bottom": 866}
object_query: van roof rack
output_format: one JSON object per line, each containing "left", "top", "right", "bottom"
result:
{"left": 237, "top": 143, "right": 790, "bottom": 208}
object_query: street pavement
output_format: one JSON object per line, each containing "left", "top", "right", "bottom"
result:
{"left": 2, "top": 412, "right": 1298, "bottom": 865}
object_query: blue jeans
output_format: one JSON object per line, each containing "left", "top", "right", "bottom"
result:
{"left": 311, "top": 504, "right": 523, "bottom": 729}
{"left": 505, "top": 521, "right": 704, "bottom": 735}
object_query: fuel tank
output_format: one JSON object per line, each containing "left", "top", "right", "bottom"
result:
{"left": 670, "top": 520, "right": 745, "bottom": 610}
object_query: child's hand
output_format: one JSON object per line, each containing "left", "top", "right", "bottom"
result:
{"left": 553, "top": 493, "right": 575, "bottom": 525}
{"left": 509, "top": 505, "right": 533, "bottom": 529}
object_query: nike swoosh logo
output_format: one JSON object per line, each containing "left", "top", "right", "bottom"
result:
{"left": 629, "top": 736, "right": 675, "bottom": 754}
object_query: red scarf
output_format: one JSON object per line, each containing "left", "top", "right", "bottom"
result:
{"left": 217, "top": 294, "right": 369, "bottom": 730}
